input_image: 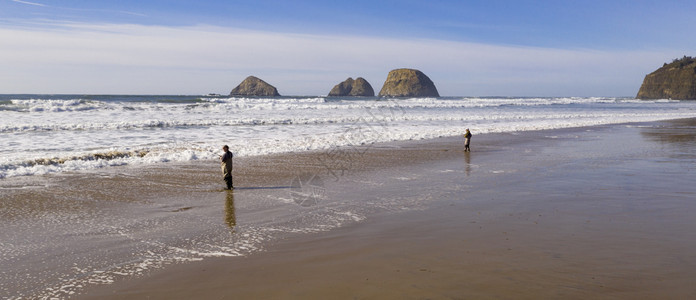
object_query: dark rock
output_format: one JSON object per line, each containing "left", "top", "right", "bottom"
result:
{"left": 378, "top": 68, "right": 439, "bottom": 97}
{"left": 230, "top": 76, "right": 280, "bottom": 97}
{"left": 328, "top": 77, "right": 375, "bottom": 97}
{"left": 637, "top": 56, "right": 696, "bottom": 100}
{"left": 328, "top": 78, "right": 354, "bottom": 96}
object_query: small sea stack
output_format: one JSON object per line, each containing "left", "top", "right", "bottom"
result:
{"left": 230, "top": 76, "right": 281, "bottom": 97}
{"left": 328, "top": 77, "right": 375, "bottom": 97}
{"left": 637, "top": 56, "right": 696, "bottom": 100}
{"left": 378, "top": 68, "right": 439, "bottom": 97}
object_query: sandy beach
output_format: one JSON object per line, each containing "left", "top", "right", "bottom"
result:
{"left": 68, "top": 119, "right": 696, "bottom": 299}
{"left": 3, "top": 119, "right": 696, "bottom": 299}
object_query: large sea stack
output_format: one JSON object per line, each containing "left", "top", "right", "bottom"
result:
{"left": 637, "top": 56, "right": 696, "bottom": 100}
{"left": 378, "top": 68, "right": 439, "bottom": 97}
{"left": 230, "top": 76, "right": 280, "bottom": 97}
{"left": 328, "top": 77, "right": 375, "bottom": 97}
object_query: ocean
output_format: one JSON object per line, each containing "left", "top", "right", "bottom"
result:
{"left": 2, "top": 94, "right": 696, "bottom": 179}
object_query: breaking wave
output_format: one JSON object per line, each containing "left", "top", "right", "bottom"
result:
{"left": 1, "top": 95, "right": 695, "bottom": 179}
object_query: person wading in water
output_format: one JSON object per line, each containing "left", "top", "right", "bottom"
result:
{"left": 220, "top": 145, "right": 234, "bottom": 190}
{"left": 464, "top": 129, "right": 472, "bottom": 152}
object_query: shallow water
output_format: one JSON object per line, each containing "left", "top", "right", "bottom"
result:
{"left": 0, "top": 143, "right": 445, "bottom": 299}
{"left": 3, "top": 118, "right": 696, "bottom": 299}
{"left": 74, "top": 120, "right": 696, "bottom": 300}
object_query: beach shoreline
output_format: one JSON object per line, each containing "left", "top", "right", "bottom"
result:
{"left": 58, "top": 119, "right": 696, "bottom": 299}
{"left": 2, "top": 119, "right": 696, "bottom": 299}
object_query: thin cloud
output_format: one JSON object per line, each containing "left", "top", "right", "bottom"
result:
{"left": 9, "top": 0, "right": 145, "bottom": 17}
{"left": 11, "top": 0, "right": 46, "bottom": 7}
{"left": 64, "top": 7, "right": 147, "bottom": 18}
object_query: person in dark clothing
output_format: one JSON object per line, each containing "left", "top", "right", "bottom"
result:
{"left": 464, "top": 129, "right": 472, "bottom": 152}
{"left": 220, "top": 145, "right": 234, "bottom": 190}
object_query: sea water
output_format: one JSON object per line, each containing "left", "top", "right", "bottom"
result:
{"left": 2, "top": 95, "right": 695, "bottom": 179}
{"left": 3, "top": 95, "right": 696, "bottom": 299}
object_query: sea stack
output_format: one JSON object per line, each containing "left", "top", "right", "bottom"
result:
{"left": 637, "top": 56, "right": 696, "bottom": 100}
{"left": 328, "top": 77, "right": 375, "bottom": 97}
{"left": 230, "top": 76, "right": 280, "bottom": 97}
{"left": 378, "top": 68, "right": 439, "bottom": 97}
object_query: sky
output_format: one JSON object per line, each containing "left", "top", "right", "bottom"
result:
{"left": 1, "top": 0, "right": 694, "bottom": 96}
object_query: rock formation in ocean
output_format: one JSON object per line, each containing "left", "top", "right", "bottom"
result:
{"left": 637, "top": 56, "right": 696, "bottom": 100}
{"left": 230, "top": 76, "right": 280, "bottom": 97}
{"left": 328, "top": 77, "right": 375, "bottom": 97}
{"left": 378, "top": 68, "right": 439, "bottom": 97}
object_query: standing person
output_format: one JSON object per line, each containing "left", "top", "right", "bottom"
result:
{"left": 220, "top": 145, "right": 234, "bottom": 190}
{"left": 464, "top": 129, "right": 472, "bottom": 152}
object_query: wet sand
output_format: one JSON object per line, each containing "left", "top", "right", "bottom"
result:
{"left": 70, "top": 119, "right": 696, "bottom": 300}
{"left": 3, "top": 120, "right": 696, "bottom": 299}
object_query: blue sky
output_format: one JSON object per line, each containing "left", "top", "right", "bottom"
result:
{"left": 1, "top": 0, "right": 694, "bottom": 96}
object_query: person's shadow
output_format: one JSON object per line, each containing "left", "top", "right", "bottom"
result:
{"left": 225, "top": 191, "right": 236, "bottom": 230}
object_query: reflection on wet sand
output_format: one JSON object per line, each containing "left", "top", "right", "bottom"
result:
{"left": 641, "top": 119, "right": 696, "bottom": 145}
{"left": 225, "top": 191, "right": 236, "bottom": 229}
{"left": 640, "top": 119, "right": 696, "bottom": 166}
{"left": 464, "top": 151, "right": 471, "bottom": 176}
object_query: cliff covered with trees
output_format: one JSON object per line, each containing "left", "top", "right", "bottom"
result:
{"left": 637, "top": 56, "right": 696, "bottom": 100}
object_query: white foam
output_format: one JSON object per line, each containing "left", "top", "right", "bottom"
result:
{"left": 7, "top": 98, "right": 106, "bottom": 112}
{"left": 2, "top": 96, "right": 696, "bottom": 178}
